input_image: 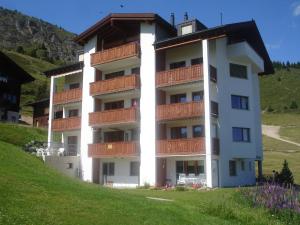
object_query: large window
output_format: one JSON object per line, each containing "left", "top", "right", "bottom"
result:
{"left": 130, "top": 161, "right": 139, "bottom": 176}
{"left": 230, "top": 63, "right": 247, "bottom": 79}
{"left": 104, "top": 131, "right": 124, "bottom": 142}
{"left": 232, "top": 127, "right": 250, "bottom": 142}
{"left": 231, "top": 95, "right": 249, "bottom": 110}
{"left": 176, "top": 160, "right": 205, "bottom": 178}
{"left": 170, "top": 93, "right": 186, "bottom": 104}
{"left": 193, "top": 125, "right": 205, "bottom": 137}
{"left": 103, "top": 162, "right": 115, "bottom": 176}
{"left": 171, "top": 127, "right": 187, "bottom": 139}
{"left": 170, "top": 61, "right": 186, "bottom": 69}
{"left": 229, "top": 160, "right": 237, "bottom": 176}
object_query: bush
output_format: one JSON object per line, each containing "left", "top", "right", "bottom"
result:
{"left": 23, "top": 140, "right": 45, "bottom": 154}
{"left": 175, "top": 186, "right": 186, "bottom": 191}
{"left": 267, "top": 106, "right": 274, "bottom": 112}
{"left": 278, "top": 160, "right": 294, "bottom": 186}
{"left": 290, "top": 101, "right": 298, "bottom": 109}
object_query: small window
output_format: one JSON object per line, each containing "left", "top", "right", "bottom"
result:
{"left": 67, "top": 163, "right": 73, "bottom": 169}
{"left": 192, "top": 91, "right": 203, "bottom": 101}
{"left": 130, "top": 161, "right": 139, "bottom": 176}
{"left": 230, "top": 63, "right": 247, "bottom": 79}
{"left": 241, "top": 160, "right": 245, "bottom": 171}
{"left": 229, "top": 160, "right": 237, "bottom": 176}
{"left": 170, "top": 93, "right": 186, "bottom": 104}
{"left": 54, "top": 111, "right": 63, "bottom": 119}
{"left": 131, "top": 67, "right": 140, "bottom": 75}
{"left": 69, "top": 83, "right": 80, "bottom": 89}
{"left": 105, "top": 71, "right": 124, "bottom": 80}
{"left": 231, "top": 95, "right": 249, "bottom": 110}
{"left": 171, "top": 127, "right": 187, "bottom": 139}
{"left": 68, "top": 109, "right": 79, "bottom": 117}
{"left": 191, "top": 58, "right": 203, "bottom": 65}
{"left": 181, "top": 24, "right": 193, "bottom": 35}
{"left": 193, "top": 125, "right": 205, "bottom": 137}
{"left": 232, "top": 127, "right": 250, "bottom": 142}
{"left": 170, "top": 61, "right": 186, "bottom": 69}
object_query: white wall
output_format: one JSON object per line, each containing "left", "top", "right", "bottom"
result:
{"left": 139, "top": 22, "right": 156, "bottom": 186}
{"left": 80, "top": 36, "right": 97, "bottom": 182}
{"left": 45, "top": 156, "right": 80, "bottom": 178}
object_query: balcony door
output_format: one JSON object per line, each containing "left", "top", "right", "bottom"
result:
{"left": 104, "top": 131, "right": 124, "bottom": 142}
{"left": 67, "top": 136, "right": 77, "bottom": 156}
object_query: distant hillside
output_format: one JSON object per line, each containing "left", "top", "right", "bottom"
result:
{"left": 260, "top": 68, "right": 300, "bottom": 113}
{"left": 0, "top": 7, "right": 81, "bottom": 64}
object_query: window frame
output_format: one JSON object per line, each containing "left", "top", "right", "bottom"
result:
{"left": 169, "top": 61, "right": 186, "bottom": 70}
{"left": 232, "top": 127, "right": 250, "bottom": 142}
{"left": 192, "top": 91, "right": 204, "bottom": 102}
{"left": 170, "top": 93, "right": 187, "bottom": 104}
{"left": 229, "top": 63, "right": 248, "bottom": 79}
{"left": 229, "top": 160, "right": 237, "bottom": 176}
{"left": 130, "top": 161, "right": 140, "bottom": 176}
{"left": 231, "top": 95, "right": 249, "bottom": 110}
{"left": 171, "top": 126, "right": 187, "bottom": 139}
{"left": 192, "top": 125, "right": 205, "bottom": 138}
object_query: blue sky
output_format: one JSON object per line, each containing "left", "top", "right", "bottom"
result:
{"left": 0, "top": 0, "right": 299, "bottom": 62}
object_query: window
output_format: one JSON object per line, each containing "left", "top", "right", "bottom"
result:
{"left": 104, "top": 100, "right": 124, "bottom": 110}
{"left": 170, "top": 93, "right": 186, "bottom": 103}
{"left": 193, "top": 125, "right": 205, "bottom": 137}
{"left": 191, "top": 58, "right": 203, "bottom": 65}
{"left": 232, "top": 127, "right": 250, "bottom": 142}
{"left": 176, "top": 160, "right": 204, "bottom": 178}
{"left": 104, "top": 131, "right": 124, "bottom": 142}
{"left": 105, "top": 70, "right": 124, "bottom": 80}
{"left": 69, "top": 83, "right": 80, "bottom": 89}
{"left": 192, "top": 91, "right": 203, "bottom": 101}
{"left": 68, "top": 109, "right": 79, "bottom": 117}
{"left": 130, "top": 161, "right": 139, "bottom": 176}
{"left": 230, "top": 63, "right": 247, "bottom": 79}
{"left": 231, "top": 95, "right": 249, "bottom": 110}
{"left": 241, "top": 160, "right": 245, "bottom": 171}
{"left": 67, "top": 163, "right": 73, "bottom": 169}
{"left": 170, "top": 61, "right": 186, "bottom": 69}
{"left": 171, "top": 127, "right": 187, "bottom": 139}
{"left": 131, "top": 67, "right": 140, "bottom": 75}
{"left": 54, "top": 111, "right": 63, "bottom": 119}
{"left": 229, "top": 160, "right": 237, "bottom": 176}
{"left": 181, "top": 24, "right": 193, "bottom": 35}
{"left": 103, "top": 162, "right": 115, "bottom": 176}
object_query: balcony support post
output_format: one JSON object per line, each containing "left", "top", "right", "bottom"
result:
{"left": 47, "top": 76, "right": 55, "bottom": 147}
{"left": 203, "top": 39, "right": 213, "bottom": 188}
{"left": 80, "top": 36, "right": 97, "bottom": 182}
{"left": 139, "top": 22, "right": 156, "bottom": 186}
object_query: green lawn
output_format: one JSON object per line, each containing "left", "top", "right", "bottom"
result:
{"left": 1, "top": 140, "right": 297, "bottom": 225}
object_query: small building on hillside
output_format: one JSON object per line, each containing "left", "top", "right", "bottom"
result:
{"left": 27, "top": 98, "right": 49, "bottom": 128}
{"left": 0, "top": 51, "right": 34, "bottom": 122}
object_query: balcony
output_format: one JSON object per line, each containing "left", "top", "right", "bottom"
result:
{"left": 90, "top": 74, "right": 140, "bottom": 96}
{"left": 89, "top": 107, "right": 139, "bottom": 127}
{"left": 156, "top": 101, "right": 204, "bottom": 122}
{"left": 53, "top": 88, "right": 82, "bottom": 105}
{"left": 156, "top": 138, "right": 205, "bottom": 156}
{"left": 156, "top": 137, "right": 220, "bottom": 156}
{"left": 156, "top": 65, "right": 203, "bottom": 88}
{"left": 51, "top": 117, "right": 81, "bottom": 132}
{"left": 90, "top": 42, "right": 140, "bottom": 70}
{"left": 88, "top": 141, "right": 139, "bottom": 158}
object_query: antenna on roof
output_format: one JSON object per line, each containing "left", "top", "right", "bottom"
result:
{"left": 220, "top": 12, "right": 223, "bottom": 25}
{"left": 170, "top": 13, "right": 175, "bottom": 27}
{"left": 184, "top": 12, "right": 188, "bottom": 21}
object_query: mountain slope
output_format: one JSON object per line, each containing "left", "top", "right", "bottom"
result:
{"left": 0, "top": 7, "right": 81, "bottom": 64}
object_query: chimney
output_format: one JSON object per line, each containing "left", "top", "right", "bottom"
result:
{"left": 170, "top": 13, "right": 175, "bottom": 27}
{"left": 184, "top": 12, "right": 188, "bottom": 21}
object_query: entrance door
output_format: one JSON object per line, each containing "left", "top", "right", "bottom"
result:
{"left": 67, "top": 136, "right": 77, "bottom": 156}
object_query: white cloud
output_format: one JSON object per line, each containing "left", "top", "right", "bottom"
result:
{"left": 292, "top": 2, "right": 300, "bottom": 16}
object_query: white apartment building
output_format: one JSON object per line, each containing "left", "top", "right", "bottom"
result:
{"left": 44, "top": 13, "right": 273, "bottom": 188}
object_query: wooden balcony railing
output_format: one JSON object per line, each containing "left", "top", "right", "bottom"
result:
{"left": 156, "top": 101, "right": 204, "bottom": 121}
{"left": 89, "top": 107, "right": 139, "bottom": 126}
{"left": 53, "top": 88, "right": 82, "bottom": 105}
{"left": 88, "top": 141, "right": 140, "bottom": 158}
{"left": 51, "top": 117, "right": 81, "bottom": 132}
{"left": 156, "top": 65, "right": 203, "bottom": 88}
{"left": 91, "top": 42, "right": 140, "bottom": 66}
{"left": 157, "top": 138, "right": 205, "bottom": 156}
{"left": 90, "top": 74, "right": 140, "bottom": 96}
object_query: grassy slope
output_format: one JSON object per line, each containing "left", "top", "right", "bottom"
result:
{"left": 0, "top": 140, "right": 294, "bottom": 225}
{"left": 260, "top": 68, "right": 300, "bottom": 112}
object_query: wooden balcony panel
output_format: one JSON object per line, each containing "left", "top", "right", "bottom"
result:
{"left": 156, "top": 65, "right": 203, "bottom": 88}
{"left": 33, "top": 115, "right": 49, "bottom": 128}
{"left": 156, "top": 101, "right": 204, "bottom": 121}
{"left": 52, "top": 117, "right": 81, "bottom": 132}
{"left": 91, "top": 42, "right": 140, "bottom": 66}
{"left": 90, "top": 74, "right": 140, "bottom": 96}
{"left": 88, "top": 141, "right": 140, "bottom": 158}
{"left": 157, "top": 138, "right": 205, "bottom": 156}
{"left": 89, "top": 107, "right": 139, "bottom": 126}
{"left": 53, "top": 88, "right": 82, "bottom": 105}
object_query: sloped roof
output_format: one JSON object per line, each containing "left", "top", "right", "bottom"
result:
{"left": 44, "top": 61, "right": 83, "bottom": 77}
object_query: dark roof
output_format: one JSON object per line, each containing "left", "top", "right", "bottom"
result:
{"left": 44, "top": 61, "right": 83, "bottom": 77}
{"left": 74, "top": 13, "right": 176, "bottom": 45}
{"left": 0, "top": 51, "right": 34, "bottom": 83}
{"left": 25, "top": 98, "right": 49, "bottom": 107}
{"left": 155, "top": 21, "right": 274, "bottom": 75}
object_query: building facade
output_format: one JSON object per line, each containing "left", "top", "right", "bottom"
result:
{"left": 27, "top": 98, "right": 49, "bottom": 128}
{"left": 45, "top": 13, "right": 273, "bottom": 187}
{"left": 0, "top": 51, "right": 34, "bottom": 122}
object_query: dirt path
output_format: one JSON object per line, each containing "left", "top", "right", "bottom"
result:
{"left": 262, "top": 125, "right": 300, "bottom": 147}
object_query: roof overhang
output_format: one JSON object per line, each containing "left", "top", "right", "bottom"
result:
{"left": 44, "top": 62, "right": 83, "bottom": 77}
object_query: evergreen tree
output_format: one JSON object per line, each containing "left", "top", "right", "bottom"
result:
{"left": 278, "top": 160, "right": 294, "bottom": 185}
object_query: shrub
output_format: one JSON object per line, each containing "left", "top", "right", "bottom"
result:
{"left": 23, "top": 140, "right": 45, "bottom": 154}
{"left": 175, "top": 186, "right": 186, "bottom": 191}
{"left": 267, "top": 106, "right": 274, "bottom": 112}
{"left": 290, "top": 101, "right": 298, "bottom": 109}
{"left": 278, "top": 160, "right": 294, "bottom": 186}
